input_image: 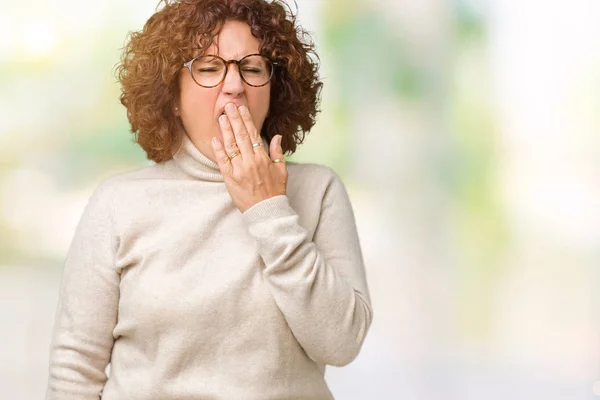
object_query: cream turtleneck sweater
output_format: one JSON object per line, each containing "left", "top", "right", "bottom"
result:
{"left": 46, "top": 133, "right": 373, "bottom": 400}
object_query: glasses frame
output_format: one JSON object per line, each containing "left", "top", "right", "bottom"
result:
{"left": 182, "top": 53, "right": 278, "bottom": 88}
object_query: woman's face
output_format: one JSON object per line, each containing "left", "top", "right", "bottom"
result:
{"left": 177, "top": 20, "right": 271, "bottom": 162}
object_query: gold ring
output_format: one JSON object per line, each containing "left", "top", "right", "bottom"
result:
{"left": 272, "top": 158, "right": 285, "bottom": 163}
{"left": 228, "top": 150, "right": 240, "bottom": 160}
{"left": 252, "top": 142, "right": 263, "bottom": 148}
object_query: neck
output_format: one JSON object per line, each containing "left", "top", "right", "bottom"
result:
{"left": 171, "top": 133, "right": 269, "bottom": 182}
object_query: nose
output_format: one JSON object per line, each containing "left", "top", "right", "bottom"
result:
{"left": 221, "top": 62, "right": 245, "bottom": 96}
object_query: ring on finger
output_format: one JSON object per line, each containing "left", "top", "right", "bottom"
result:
{"left": 272, "top": 158, "right": 285, "bottom": 163}
{"left": 252, "top": 142, "right": 263, "bottom": 149}
{"left": 228, "top": 150, "right": 241, "bottom": 160}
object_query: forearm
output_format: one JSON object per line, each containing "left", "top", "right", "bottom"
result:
{"left": 243, "top": 194, "right": 373, "bottom": 366}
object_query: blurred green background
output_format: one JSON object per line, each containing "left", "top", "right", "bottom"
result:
{"left": 1, "top": 0, "right": 599, "bottom": 398}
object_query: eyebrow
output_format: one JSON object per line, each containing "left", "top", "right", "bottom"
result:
{"left": 205, "top": 53, "right": 260, "bottom": 60}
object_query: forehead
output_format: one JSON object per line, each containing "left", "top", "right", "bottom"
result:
{"left": 199, "top": 20, "right": 261, "bottom": 59}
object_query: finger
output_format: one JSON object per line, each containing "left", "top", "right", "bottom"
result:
{"left": 270, "top": 135, "right": 287, "bottom": 172}
{"left": 239, "top": 105, "right": 267, "bottom": 156}
{"left": 211, "top": 136, "right": 234, "bottom": 177}
{"left": 224, "top": 103, "right": 253, "bottom": 159}
{"left": 218, "top": 113, "right": 242, "bottom": 165}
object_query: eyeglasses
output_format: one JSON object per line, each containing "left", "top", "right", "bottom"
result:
{"left": 182, "top": 53, "right": 278, "bottom": 88}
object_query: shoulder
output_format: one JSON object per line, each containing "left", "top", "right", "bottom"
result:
{"left": 285, "top": 161, "right": 350, "bottom": 208}
{"left": 283, "top": 161, "right": 358, "bottom": 235}
{"left": 90, "top": 162, "right": 167, "bottom": 194}
{"left": 286, "top": 161, "right": 342, "bottom": 188}
{"left": 102, "top": 162, "right": 168, "bottom": 185}
{"left": 79, "top": 163, "right": 167, "bottom": 215}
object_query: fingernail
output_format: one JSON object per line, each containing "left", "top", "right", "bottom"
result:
{"left": 219, "top": 115, "right": 227, "bottom": 124}
{"left": 239, "top": 106, "right": 248, "bottom": 116}
{"left": 277, "top": 135, "right": 282, "bottom": 147}
{"left": 225, "top": 103, "right": 236, "bottom": 113}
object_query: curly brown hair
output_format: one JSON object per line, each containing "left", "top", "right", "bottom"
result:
{"left": 115, "top": 0, "right": 323, "bottom": 163}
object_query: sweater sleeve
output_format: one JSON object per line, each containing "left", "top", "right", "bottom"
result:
{"left": 46, "top": 182, "right": 120, "bottom": 400}
{"left": 241, "top": 170, "right": 373, "bottom": 367}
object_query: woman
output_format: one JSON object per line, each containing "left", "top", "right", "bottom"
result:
{"left": 46, "top": 0, "right": 373, "bottom": 399}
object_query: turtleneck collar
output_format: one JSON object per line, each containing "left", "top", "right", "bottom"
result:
{"left": 171, "top": 133, "right": 270, "bottom": 182}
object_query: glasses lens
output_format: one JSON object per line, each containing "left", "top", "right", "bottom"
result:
{"left": 240, "top": 55, "right": 273, "bottom": 86}
{"left": 191, "top": 56, "right": 226, "bottom": 87}
{"left": 190, "top": 55, "right": 274, "bottom": 87}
